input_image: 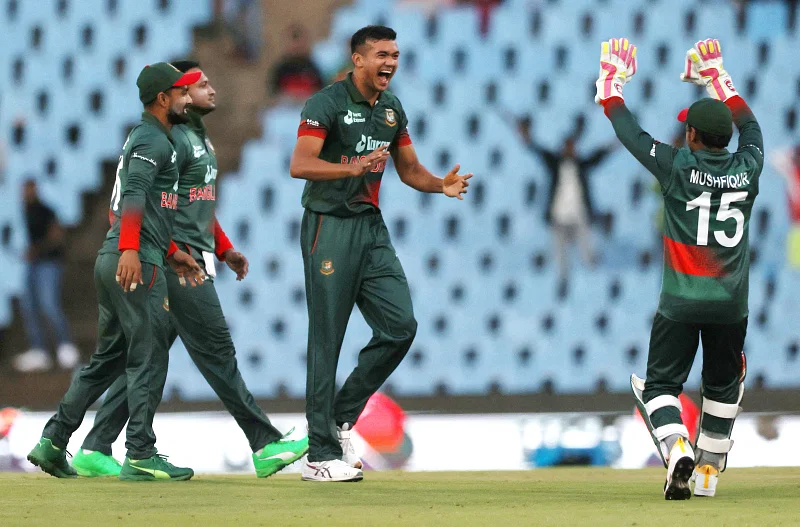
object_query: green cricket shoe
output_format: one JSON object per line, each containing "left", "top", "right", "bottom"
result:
{"left": 119, "top": 454, "right": 194, "bottom": 481}
{"left": 27, "top": 437, "right": 77, "bottom": 479}
{"left": 252, "top": 428, "right": 310, "bottom": 478}
{"left": 71, "top": 449, "right": 122, "bottom": 477}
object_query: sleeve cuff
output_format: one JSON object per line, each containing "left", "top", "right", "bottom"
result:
{"left": 167, "top": 240, "right": 179, "bottom": 258}
{"left": 600, "top": 97, "right": 625, "bottom": 118}
{"left": 724, "top": 95, "right": 749, "bottom": 118}
{"left": 214, "top": 219, "right": 234, "bottom": 260}
{"left": 117, "top": 211, "right": 142, "bottom": 252}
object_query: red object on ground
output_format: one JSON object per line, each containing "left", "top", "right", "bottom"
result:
{"left": 0, "top": 407, "right": 20, "bottom": 439}
{"left": 352, "top": 392, "right": 406, "bottom": 452}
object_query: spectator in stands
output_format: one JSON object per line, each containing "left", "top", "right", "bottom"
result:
{"left": 771, "top": 145, "right": 800, "bottom": 269}
{"left": 222, "top": 0, "right": 262, "bottom": 62}
{"left": 457, "top": 0, "right": 503, "bottom": 35}
{"left": 12, "top": 179, "right": 79, "bottom": 373}
{"left": 270, "top": 24, "right": 324, "bottom": 103}
{"left": 517, "top": 119, "right": 614, "bottom": 297}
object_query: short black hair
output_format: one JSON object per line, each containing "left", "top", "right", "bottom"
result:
{"left": 694, "top": 127, "right": 731, "bottom": 149}
{"left": 350, "top": 25, "right": 396, "bottom": 54}
{"left": 171, "top": 60, "right": 201, "bottom": 73}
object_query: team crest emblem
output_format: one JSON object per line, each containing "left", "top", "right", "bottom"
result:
{"left": 163, "top": 298, "right": 170, "bottom": 311}
{"left": 320, "top": 260, "right": 334, "bottom": 276}
{"left": 385, "top": 109, "right": 396, "bottom": 126}
{"left": 205, "top": 137, "right": 216, "bottom": 154}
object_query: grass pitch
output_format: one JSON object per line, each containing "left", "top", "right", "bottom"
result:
{"left": 1, "top": 468, "right": 799, "bottom": 526}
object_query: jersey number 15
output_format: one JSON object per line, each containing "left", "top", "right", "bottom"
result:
{"left": 686, "top": 191, "right": 747, "bottom": 248}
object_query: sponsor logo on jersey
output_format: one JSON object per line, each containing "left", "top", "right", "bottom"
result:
{"left": 171, "top": 150, "right": 177, "bottom": 164}
{"left": 163, "top": 297, "right": 170, "bottom": 311}
{"left": 320, "top": 260, "right": 334, "bottom": 275}
{"left": 193, "top": 145, "right": 205, "bottom": 158}
{"left": 132, "top": 152, "right": 157, "bottom": 166}
{"left": 343, "top": 110, "right": 366, "bottom": 125}
{"left": 385, "top": 109, "right": 396, "bottom": 127}
{"left": 354, "top": 134, "right": 391, "bottom": 154}
{"left": 306, "top": 118, "right": 320, "bottom": 127}
{"left": 204, "top": 165, "right": 217, "bottom": 184}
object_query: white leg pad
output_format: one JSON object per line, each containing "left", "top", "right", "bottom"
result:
{"left": 702, "top": 398, "right": 741, "bottom": 419}
{"left": 653, "top": 423, "right": 690, "bottom": 442}
{"left": 645, "top": 395, "right": 682, "bottom": 416}
{"left": 696, "top": 433, "right": 733, "bottom": 454}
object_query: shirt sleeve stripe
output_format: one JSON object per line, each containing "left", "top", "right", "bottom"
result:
{"left": 298, "top": 120, "right": 328, "bottom": 139}
{"left": 394, "top": 128, "right": 412, "bottom": 148}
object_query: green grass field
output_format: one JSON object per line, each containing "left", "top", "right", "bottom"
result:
{"left": 2, "top": 468, "right": 799, "bottom": 526}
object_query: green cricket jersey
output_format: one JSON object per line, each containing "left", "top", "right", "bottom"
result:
{"left": 607, "top": 97, "right": 764, "bottom": 323}
{"left": 172, "top": 110, "right": 218, "bottom": 255}
{"left": 297, "top": 73, "right": 412, "bottom": 216}
{"left": 100, "top": 112, "right": 179, "bottom": 267}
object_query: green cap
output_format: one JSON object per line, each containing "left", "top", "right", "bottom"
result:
{"left": 676, "top": 98, "right": 733, "bottom": 137}
{"left": 136, "top": 62, "right": 201, "bottom": 104}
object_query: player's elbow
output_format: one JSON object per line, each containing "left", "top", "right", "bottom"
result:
{"left": 289, "top": 157, "right": 305, "bottom": 179}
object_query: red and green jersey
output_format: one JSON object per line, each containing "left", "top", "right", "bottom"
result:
{"left": 100, "top": 112, "right": 179, "bottom": 267}
{"left": 297, "top": 73, "right": 412, "bottom": 216}
{"left": 606, "top": 97, "right": 764, "bottom": 323}
{"left": 172, "top": 111, "right": 219, "bottom": 256}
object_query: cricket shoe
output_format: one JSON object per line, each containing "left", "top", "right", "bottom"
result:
{"left": 71, "top": 449, "right": 122, "bottom": 477}
{"left": 119, "top": 454, "right": 193, "bottom": 481}
{"left": 252, "top": 428, "right": 309, "bottom": 478}
{"left": 692, "top": 464, "right": 719, "bottom": 497}
{"left": 338, "top": 423, "right": 363, "bottom": 469}
{"left": 301, "top": 458, "right": 363, "bottom": 482}
{"left": 664, "top": 437, "right": 695, "bottom": 500}
{"left": 27, "top": 437, "right": 77, "bottom": 478}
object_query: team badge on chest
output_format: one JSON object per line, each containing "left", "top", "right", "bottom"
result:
{"left": 320, "top": 260, "right": 334, "bottom": 276}
{"left": 385, "top": 108, "right": 396, "bottom": 127}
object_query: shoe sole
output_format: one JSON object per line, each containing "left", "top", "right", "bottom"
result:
{"left": 301, "top": 474, "right": 363, "bottom": 482}
{"left": 27, "top": 454, "right": 77, "bottom": 479}
{"left": 74, "top": 467, "right": 119, "bottom": 478}
{"left": 664, "top": 457, "right": 695, "bottom": 500}
{"left": 119, "top": 472, "right": 194, "bottom": 482}
{"left": 255, "top": 446, "right": 310, "bottom": 479}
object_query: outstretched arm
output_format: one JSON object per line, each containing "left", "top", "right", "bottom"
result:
{"left": 391, "top": 142, "right": 472, "bottom": 198}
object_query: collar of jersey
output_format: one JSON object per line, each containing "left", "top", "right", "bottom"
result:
{"left": 140, "top": 111, "right": 175, "bottom": 143}
{"left": 345, "top": 72, "right": 380, "bottom": 106}
{"left": 186, "top": 110, "right": 207, "bottom": 138}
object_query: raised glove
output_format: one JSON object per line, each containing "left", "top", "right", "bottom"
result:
{"left": 680, "top": 38, "right": 737, "bottom": 102}
{"left": 595, "top": 37, "right": 638, "bottom": 104}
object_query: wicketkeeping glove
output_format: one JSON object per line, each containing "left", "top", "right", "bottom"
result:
{"left": 594, "top": 37, "right": 638, "bottom": 104}
{"left": 680, "top": 38, "right": 738, "bottom": 102}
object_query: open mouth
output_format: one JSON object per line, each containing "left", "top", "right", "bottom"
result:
{"left": 377, "top": 69, "right": 393, "bottom": 82}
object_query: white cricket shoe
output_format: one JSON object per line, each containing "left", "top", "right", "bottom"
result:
{"left": 338, "top": 423, "right": 363, "bottom": 469}
{"left": 664, "top": 437, "right": 695, "bottom": 500}
{"left": 56, "top": 343, "right": 80, "bottom": 369}
{"left": 13, "top": 348, "right": 52, "bottom": 372}
{"left": 692, "top": 464, "right": 719, "bottom": 497}
{"left": 301, "top": 458, "right": 363, "bottom": 482}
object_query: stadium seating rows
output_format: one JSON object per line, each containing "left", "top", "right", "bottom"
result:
{"left": 2, "top": 0, "right": 798, "bottom": 397}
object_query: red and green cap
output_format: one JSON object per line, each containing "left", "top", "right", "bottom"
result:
{"left": 677, "top": 98, "right": 733, "bottom": 137}
{"left": 136, "top": 62, "right": 201, "bottom": 104}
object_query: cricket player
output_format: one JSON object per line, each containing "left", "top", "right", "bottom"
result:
{"left": 290, "top": 25, "right": 472, "bottom": 482}
{"left": 69, "top": 61, "right": 309, "bottom": 479}
{"left": 27, "top": 63, "right": 207, "bottom": 481}
{"left": 595, "top": 38, "right": 762, "bottom": 499}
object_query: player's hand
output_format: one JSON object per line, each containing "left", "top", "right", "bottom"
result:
{"left": 116, "top": 249, "right": 143, "bottom": 293}
{"left": 594, "top": 37, "right": 638, "bottom": 104}
{"left": 680, "top": 39, "right": 737, "bottom": 102}
{"left": 442, "top": 164, "right": 473, "bottom": 200}
{"left": 223, "top": 249, "right": 249, "bottom": 281}
{"left": 350, "top": 144, "right": 390, "bottom": 177}
{"left": 168, "top": 249, "right": 206, "bottom": 287}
